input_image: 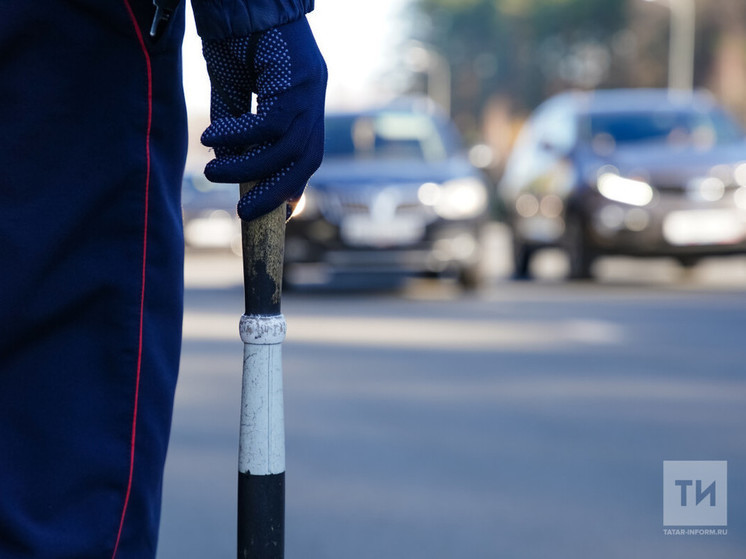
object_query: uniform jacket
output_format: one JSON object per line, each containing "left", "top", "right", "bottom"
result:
{"left": 193, "top": 0, "right": 315, "bottom": 39}
{"left": 0, "top": 1, "right": 315, "bottom": 558}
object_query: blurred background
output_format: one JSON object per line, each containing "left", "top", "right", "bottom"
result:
{"left": 185, "top": 0, "right": 746, "bottom": 180}
{"left": 181, "top": 0, "right": 746, "bottom": 287}
{"left": 160, "top": 1, "right": 746, "bottom": 558}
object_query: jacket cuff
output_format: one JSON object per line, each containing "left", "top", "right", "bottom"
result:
{"left": 192, "top": 0, "right": 314, "bottom": 40}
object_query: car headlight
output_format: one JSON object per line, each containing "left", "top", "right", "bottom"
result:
{"left": 289, "top": 188, "right": 319, "bottom": 220}
{"left": 418, "top": 177, "right": 488, "bottom": 220}
{"left": 596, "top": 172, "right": 654, "bottom": 207}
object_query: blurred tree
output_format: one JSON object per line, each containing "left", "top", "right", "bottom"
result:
{"left": 631, "top": 0, "right": 746, "bottom": 120}
{"left": 411, "top": 0, "right": 628, "bottom": 139}
{"left": 409, "top": 0, "right": 746, "bottom": 157}
{"left": 698, "top": 0, "right": 746, "bottom": 119}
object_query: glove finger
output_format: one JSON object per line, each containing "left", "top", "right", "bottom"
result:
{"left": 201, "top": 102, "right": 290, "bottom": 149}
{"left": 236, "top": 121, "right": 324, "bottom": 222}
{"left": 202, "top": 38, "right": 254, "bottom": 113}
{"left": 208, "top": 83, "right": 253, "bottom": 121}
{"left": 202, "top": 83, "right": 320, "bottom": 149}
{"left": 204, "top": 109, "right": 322, "bottom": 183}
{"left": 203, "top": 141, "right": 268, "bottom": 184}
{"left": 201, "top": 112, "right": 266, "bottom": 149}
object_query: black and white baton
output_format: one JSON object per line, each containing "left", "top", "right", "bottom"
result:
{"left": 237, "top": 181, "right": 287, "bottom": 559}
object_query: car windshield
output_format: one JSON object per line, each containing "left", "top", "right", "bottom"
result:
{"left": 584, "top": 109, "right": 744, "bottom": 152}
{"left": 324, "top": 112, "right": 449, "bottom": 162}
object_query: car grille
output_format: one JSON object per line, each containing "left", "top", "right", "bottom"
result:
{"left": 653, "top": 181, "right": 739, "bottom": 199}
{"left": 318, "top": 188, "right": 436, "bottom": 224}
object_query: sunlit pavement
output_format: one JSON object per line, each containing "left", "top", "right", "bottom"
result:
{"left": 158, "top": 226, "right": 746, "bottom": 558}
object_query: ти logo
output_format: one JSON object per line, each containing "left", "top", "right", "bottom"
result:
{"left": 663, "top": 461, "right": 727, "bottom": 527}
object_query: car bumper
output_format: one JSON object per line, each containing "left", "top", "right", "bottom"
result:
{"left": 587, "top": 193, "right": 746, "bottom": 257}
{"left": 285, "top": 220, "right": 483, "bottom": 278}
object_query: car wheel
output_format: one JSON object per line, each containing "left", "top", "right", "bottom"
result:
{"left": 458, "top": 262, "right": 482, "bottom": 290}
{"left": 676, "top": 256, "right": 700, "bottom": 269}
{"left": 564, "top": 216, "right": 596, "bottom": 280}
{"left": 511, "top": 234, "right": 534, "bottom": 280}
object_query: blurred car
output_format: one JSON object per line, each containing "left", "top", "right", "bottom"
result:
{"left": 285, "top": 98, "right": 491, "bottom": 288}
{"left": 498, "top": 88, "right": 746, "bottom": 279}
{"left": 182, "top": 173, "right": 241, "bottom": 254}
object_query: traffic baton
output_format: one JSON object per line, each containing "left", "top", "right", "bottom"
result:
{"left": 237, "top": 181, "right": 287, "bottom": 559}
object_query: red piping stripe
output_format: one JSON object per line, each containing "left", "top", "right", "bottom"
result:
{"left": 112, "top": 2, "right": 152, "bottom": 557}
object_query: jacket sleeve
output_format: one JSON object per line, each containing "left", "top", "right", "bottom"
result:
{"left": 191, "top": 0, "right": 315, "bottom": 40}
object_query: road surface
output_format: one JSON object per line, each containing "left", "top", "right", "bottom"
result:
{"left": 158, "top": 244, "right": 746, "bottom": 558}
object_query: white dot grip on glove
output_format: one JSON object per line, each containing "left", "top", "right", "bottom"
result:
{"left": 201, "top": 16, "right": 327, "bottom": 222}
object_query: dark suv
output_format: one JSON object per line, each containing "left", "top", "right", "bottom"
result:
{"left": 498, "top": 89, "right": 746, "bottom": 279}
{"left": 285, "top": 98, "right": 491, "bottom": 288}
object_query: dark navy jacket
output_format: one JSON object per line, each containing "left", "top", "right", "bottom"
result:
{"left": 0, "top": 1, "right": 312, "bottom": 557}
{"left": 193, "top": 0, "right": 314, "bottom": 38}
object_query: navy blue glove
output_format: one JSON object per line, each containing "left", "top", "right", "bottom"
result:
{"left": 201, "top": 16, "right": 327, "bottom": 221}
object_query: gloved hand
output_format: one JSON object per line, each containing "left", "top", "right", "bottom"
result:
{"left": 201, "top": 16, "right": 327, "bottom": 221}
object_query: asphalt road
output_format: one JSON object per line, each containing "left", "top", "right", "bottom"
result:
{"left": 158, "top": 243, "right": 746, "bottom": 559}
